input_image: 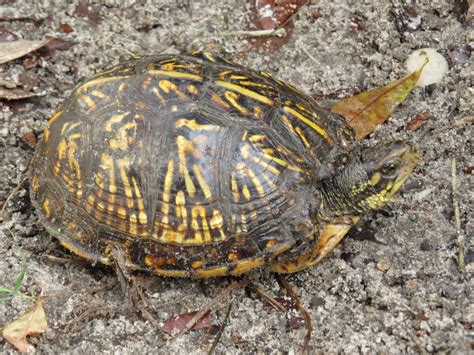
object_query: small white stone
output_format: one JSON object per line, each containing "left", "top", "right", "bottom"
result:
{"left": 406, "top": 48, "right": 449, "bottom": 87}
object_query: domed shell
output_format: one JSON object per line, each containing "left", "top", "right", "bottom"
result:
{"left": 30, "top": 51, "right": 354, "bottom": 277}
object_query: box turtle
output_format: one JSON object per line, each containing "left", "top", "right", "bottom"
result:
{"left": 30, "top": 51, "right": 419, "bottom": 278}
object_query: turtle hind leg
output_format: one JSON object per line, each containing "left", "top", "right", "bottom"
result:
{"left": 109, "top": 244, "right": 163, "bottom": 330}
{"left": 271, "top": 216, "right": 359, "bottom": 274}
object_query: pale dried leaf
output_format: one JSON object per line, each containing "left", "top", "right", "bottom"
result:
{"left": 3, "top": 298, "right": 48, "bottom": 352}
{"left": 0, "top": 39, "right": 49, "bottom": 64}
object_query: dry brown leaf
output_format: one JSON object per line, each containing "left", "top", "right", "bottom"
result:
{"left": 407, "top": 111, "right": 431, "bottom": 131}
{"left": 249, "top": 0, "right": 308, "bottom": 52}
{"left": 331, "top": 59, "right": 428, "bottom": 140}
{"left": 0, "top": 39, "right": 49, "bottom": 64}
{"left": 3, "top": 298, "right": 48, "bottom": 352}
{"left": 161, "top": 310, "right": 212, "bottom": 335}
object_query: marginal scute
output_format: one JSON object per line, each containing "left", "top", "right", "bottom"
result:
{"left": 30, "top": 51, "right": 357, "bottom": 277}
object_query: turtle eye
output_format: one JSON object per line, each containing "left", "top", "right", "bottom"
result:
{"left": 381, "top": 160, "right": 400, "bottom": 176}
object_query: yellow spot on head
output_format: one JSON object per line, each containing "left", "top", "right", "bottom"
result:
{"left": 370, "top": 172, "right": 381, "bottom": 186}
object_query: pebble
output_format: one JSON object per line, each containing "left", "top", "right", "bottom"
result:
{"left": 406, "top": 48, "right": 449, "bottom": 87}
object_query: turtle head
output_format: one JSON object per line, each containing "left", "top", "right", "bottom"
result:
{"left": 319, "top": 141, "right": 419, "bottom": 218}
{"left": 356, "top": 141, "right": 419, "bottom": 210}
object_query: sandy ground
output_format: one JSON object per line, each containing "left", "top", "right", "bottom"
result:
{"left": 0, "top": 1, "right": 472, "bottom": 353}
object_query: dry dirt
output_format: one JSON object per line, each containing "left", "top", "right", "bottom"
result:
{"left": 0, "top": 1, "right": 472, "bottom": 354}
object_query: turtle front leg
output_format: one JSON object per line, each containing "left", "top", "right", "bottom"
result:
{"left": 271, "top": 216, "right": 360, "bottom": 274}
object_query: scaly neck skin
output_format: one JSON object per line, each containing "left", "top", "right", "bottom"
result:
{"left": 318, "top": 158, "right": 373, "bottom": 220}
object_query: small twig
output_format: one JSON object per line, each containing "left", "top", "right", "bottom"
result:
{"left": 248, "top": 282, "right": 286, "bottom": 312}
{"left": 0, "top": 178, "right": 28, "bottom": 219}
{"left": 174, "top": 279, "right": 248, "bottom": 339}
{"left": 432, "top": 115, "right": 474, "bottom": 135}
{"left": 408, "top": 332, "right": 428, "bottom": 355}
{"left": 208, "top": 302, "right": 232, "bottom": 355}
{"left": 296, "top": 39, "right": 319, "bottom": 64}
{"left": 278, "top": 276, "right": 312, "bottom": 355}
{"left": 379, "top": 283, "right": 417, "bottom": 315}
{"left": 451, "top": 158, "right": 464, "bottom": 270}
{"left": 228, "top": 28, "right": 287, "bottom": 38}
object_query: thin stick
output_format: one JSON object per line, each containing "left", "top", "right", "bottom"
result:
{"left": 297, "top": 39, "right": 319, "bottom": 64}
{"left": 451, "top": 158, "right": 464, "bottom": 270}
{"left": 248, "top": 282, "right": 286, "bottom": 312}
{"left": 408, "top": 331, "right": 428, "bottom": 355}
{"left": 432, "top": 115, "right": 473, "bottom": 135}
{"left": 0, "top": 178, "right": 28, "bottom": 218}
{"left": 379, "top": 283, "right": 418, "bottom": 315}
{"left": 278, "top": 276, "right": 312, "bottom": 355}
{"left": 174, "top": 279, "right": 248, "bottom": 339}
{"left": 228, "top": 28, "right": 287, "bottom": 38}
{"left": 208, "top": 302, "right": 232, "bottom": 355}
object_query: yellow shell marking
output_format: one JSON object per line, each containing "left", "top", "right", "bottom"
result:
{"left": 224, "top": 91, "right": 248, "bottom": 115}
{"left": 42, "top": 198, "right": 51, "bottom": 218}
{"left": 253, "top": 106, "right": 263, "bottom": 119}
{"left": 191, "top": 206, "right": 211, "bottom": 242}
{"left": 109, "top": 121, "right": 136, "bottom": 151}
{"left": 245, "top": 166, "right": 265, "bottom": 197}
{"left": 78, "top": 76, "right": 129, "bottom": 93}
{"left": 142, "top": 76, "right": 153, "bottom": 91}
{"left": 100, "top": 153, "right": 117, "bottom": 194}
{"left": 193, "top": 164, "right": 213, "bottom": 200}
{"left": 242, "top": 184, "right": 251, "bottom": 201}
{"left": 295, "top": 126, "right": 310, "bottom": 148}
{"left": 161, "top": 160, "right": 175, "bottom": 224}
{"left": 187, "top": 84, "right": 199, "bottom": 95}
{"left": 231, "top": 173, "right": 240, "bottom": 203}
{"left": 151, "top": 87, "right": 165, "bottom": 105}
{"left": 249, "top": 134, "right": 266, "bottom": 143}
{"left": 283, "top": 106, "right": 333, "bottom": 144}
{"left": 91, "top": 90, "right": 107, "bottom": 99}
{"left": 117, "top": 158, "right": 134, "bottom": 209}
{"left": 211, "top": 93, "right": 231, "bottom": 109}
{"left": 175, "top": 118, "right": 221, "bottom": 132}
{"left": 176, "top": 136, "right": 197, "bottom": 197}
{"left": 229, "top": 257, "right": 264, "bottom": 276}
{"left": 202, "top": 52, "right": 216, "bottom": 62}
{"left": 158, "top": 80, "right": 187, "bottom": 100}
{"left": 105, "top": 112, "right": 129, "bottom": 132}
{"left": 78, "top": 95, "right": 96, "bottom": 109}
{"left": 31, "top": 175, "right": 39, "bottom": 193}
{"left": 175, "top": 190, "right": 188, "bottom": 232}
{"left": 131, "top": 176, "right": 147, "bottom": 225}
{"left": 215, "top": 80, "right": 274, "bottom": 106}
{"left": 44, "top": 110, "right": 63, "bottom": 143}
{"left": 148, "top": 69, "right": 203, "bottom": 81}
{"left": 281, "top": 114, "right": 295, "bottom": 133}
